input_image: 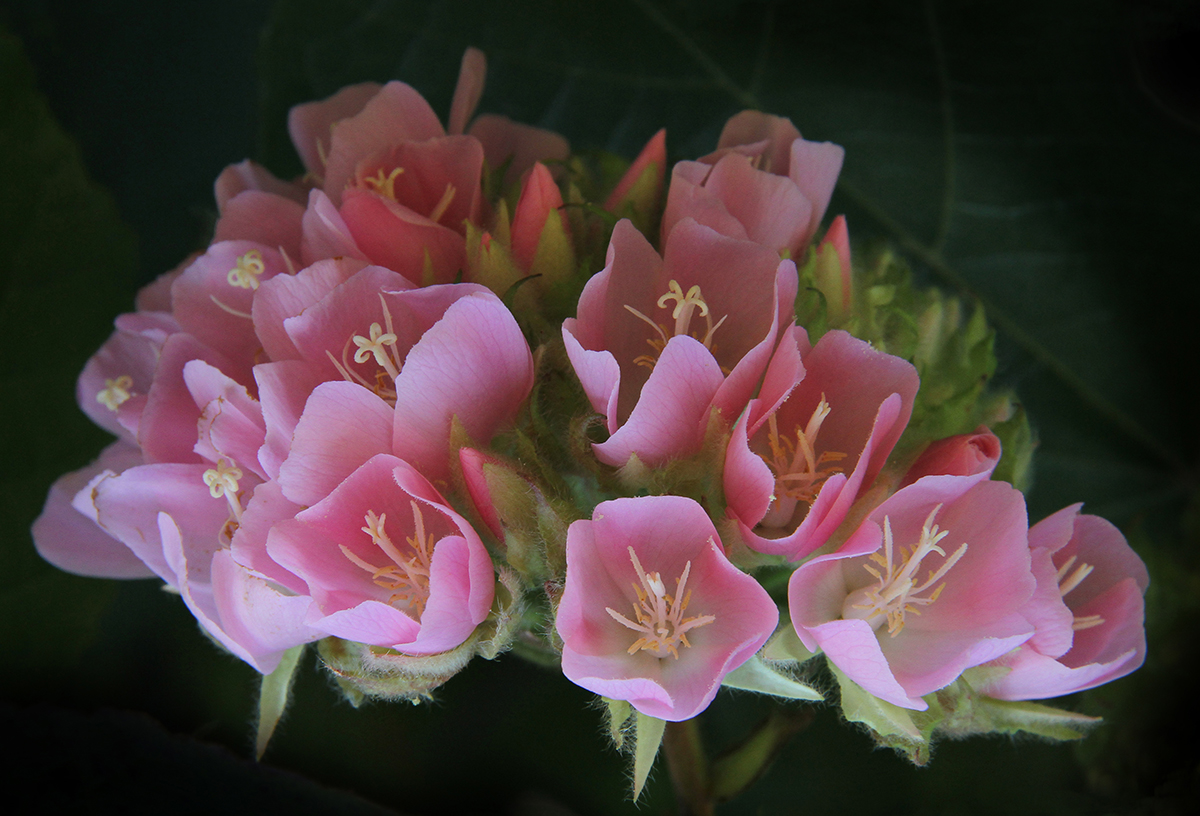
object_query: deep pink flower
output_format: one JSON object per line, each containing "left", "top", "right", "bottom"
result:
{"left": 661, "top": 111, "right": 844, "bottom": 256}
{"left": 976, "top": 505, "right": 1149, "bottom": 700}
{"left": 563, "top": 218, "right": 796, "bottom": 467}
{"left": 288, "top": 49, "right": 568, "bottom": 284}
{"left": 268, "top": 455, "right": 494, "bottom": 654}
{"left": 899, "top": 426, "right": 1001, "bottom": 489}
{"left": 789, "top": 477, "right": 1037, "bottom": 709}
{"left": 724, "top": 328, "right": 918, "bottom": 560}
{"left": 556, "top": 496, "right": 777, "bottom": 721}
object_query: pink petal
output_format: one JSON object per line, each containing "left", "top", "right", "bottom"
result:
{"left": 322, "top": 82, "right": 445, "bottom": 204}
{"left": 277, "top": 381, "right": 394, "bottom": 506}
{"left": 288, "top": 82, "right": 382, "bottom": 179}
{"left": 448, "top": 47, "right": 486, "bottom": 136}
{"left": 32, "top": 441, "right": 152, "bottom": 579}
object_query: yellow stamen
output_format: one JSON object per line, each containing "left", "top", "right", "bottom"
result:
{"left": 341, "top": 502, "right": 434, "bottom": 616}
{"left": 363, "top": 166, "right": 405, "bottom": 200}
{"left": 604, "top": 546, "right": 716, "bottom": 659}
{"left": 845, "top": 505, "right": 968, "bottom": 637}
{"left": 97, "top": 375, "right": 134, "bottom": 412}
{"left": 622, "top": 280, "right": 726, "bottom": 372}
{"left": 764, "top": 395, "right": 846, "bottom": 507}
{"left": 227, "top": 250, "right": 266, "bottom": 290}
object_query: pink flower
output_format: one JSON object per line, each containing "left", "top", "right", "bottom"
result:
{"left": 288, "top": 49, "right": 568, "bottom": 284}
{"left": 724, "top": 328, "right": 918, "bottom": 560}
{"left": 563, "top": 217, "right": 796, "bottom": 467}
{"left": 267, "top": 455, "right": 494, "bottom": 654}
{"left": 899, "top": 426, "right": 1001, "bottom": 488}
{"left": 662, "top": 111, "right": 844, "bottom": 256}
{"left": 789, "top": 477, "right": 1037, "bottom": 709}
{"left": 976, "top": 504, "right": 1149, "bottom": 700}
{"left": 556, "top": 496, "right": 777, "bottom": 721}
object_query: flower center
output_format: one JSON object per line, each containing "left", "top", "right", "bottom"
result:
{"left": 96, "top": 375, "right": 134, "bottom": 412}
{"left": 764, "top": 395, "right": 847, "bottom": 507}
{"left": 623, "top": 280, "right": 727, "bottom": 371}
{"left": 843, "top": 505, "right": 968, "bottom": 637}
{"left": 1056, "top": 554, "right": 1105, "bottom": 631}
{"left": 202, "top": 458, "right": 245, "bottom": 542}
{"left": 227, "top": 250, "right": 266, "bottom": 290}
{"left": 339, "top": 502, "right": 434, "bottom": 617}
{"left": 605, "top": 546, "right": 716, "bottom": 659}
{"left": 325, "top": 294, "right": 403, "bottom": 404}
{"left": 362, "top": 166, "right": 405, "bottom": 200}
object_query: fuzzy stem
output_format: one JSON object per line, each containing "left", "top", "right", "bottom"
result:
{"left": 663, "top": 718, "right": 713, "bottom": 816}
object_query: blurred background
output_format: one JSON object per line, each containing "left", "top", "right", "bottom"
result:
{"left": 2, "top": 1, "right": 1197, "bottom": 813}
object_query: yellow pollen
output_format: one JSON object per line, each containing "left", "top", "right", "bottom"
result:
{"left": 844, "top": 505, "right": 968, "bottom": 637}
{"left": 202, "top": 458, "right": 245, "bottom": 524}
{"left": 227, "top": 250, "right": 266, "bottom": 290}
{"left": 340, "top": 502, "right": 434, "bottom": 615}
{"left": 604, "top": 546, "right": 716, "bottom": 659}
{"left": 352, "top": 322, "right": 399, "bottom": 370}
{"left": 97, "top": 375, "right": 134, "bottom": 412}
{"left": 764, "top": 395, "right": 847, "bottom": 507}
{"left": 623, "top": 279, "right": 727, "bottom": 372}
{"left": 363, "top": 166, "right": 405, "bottom": 200}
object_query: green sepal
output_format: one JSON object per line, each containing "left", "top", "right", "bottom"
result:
{"left": 603, "top": 696, "right": 634, "bottom": 750}
{"left": 760, "top": 621, "right": 818, "bottom": 665}
{"left": 255, "top": 644, "right": 305, "bottom": 759}
{"left": 830, "top": 662, "right": 930, "bottom": 764}
{"left": 317, "top": 568, "right": 525, "bottom": 704}
{"left": 721, "top": 655, "right": 822, "bottom": 701}
{"left": 632, "top": 711, "right": 666, "bottom": 801}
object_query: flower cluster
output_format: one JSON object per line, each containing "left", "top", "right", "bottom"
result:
{"left": 33, "top": 49, "right": 1148, "bottom": 796}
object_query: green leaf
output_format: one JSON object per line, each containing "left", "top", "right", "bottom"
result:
{"left": 256, "top": 644, "right": 305, "bottom": 759}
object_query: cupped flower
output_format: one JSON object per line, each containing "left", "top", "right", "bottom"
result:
{"left": 556, "top": 496, "right": 778, "bottom": 721}
{"left": 563, "top": 217, "right": 797, "bottom": 467}
{"left": 268, "top": 455, "right": 494, "bottom": 654}
{"left": 789, "top": 477, "right": 1037, "bottom": 709}
{"left": 975, "top": 504, "right": 1149, "bottom": 700}
{"left": 661, "top": 111, "right": 844, "bottom": 256}
{"left": 288, "top": 49, "right": 567, "bottom": 283}
{"left": 724, "top": 327, "right": 918, "bottom": 560}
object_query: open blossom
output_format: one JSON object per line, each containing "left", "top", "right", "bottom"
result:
{"left": 789, "top": 477, "right": 1037, "bottom": 709}
{"left": 563, "top": 217, "right": 797, "bottom": 467}
{"left": 724, "top": 327, "right": 918, "bottom": 560}
{"left": 976, "top": 504, "right": 1149, "bottom": 700}
{"left": 266, "top": 455, "right": 494, "bottom": 653}
{"left": 556, "top": 497, "right": 777, "bottom": 721}
{"left": 662, "top": 111, "right": 844, "bottom": 256}
{"left": 288, "top": 48, "right": 568, "bottom": 282}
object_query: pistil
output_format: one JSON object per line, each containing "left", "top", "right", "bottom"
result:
{"left": 339, "top": 502, "right": 434, "bottom": 616}
{"left": 623, "top": 279, "right": 726, "bottom": 371}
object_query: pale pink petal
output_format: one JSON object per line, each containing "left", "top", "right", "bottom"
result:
{"left": 592, "top": 336, "right": 724, "bottom": 468}
{"left": 322, "top": 82, "right": 446, "bottom": 204}
{"left": 277, "top": 381, "right": 393, "bottom": 506}
{"left": 214, "top": 159, "right": 308, "bottom": 211}
{"left": 253, "top": 256, "right": 369, "bottom": 362}
{"left": 213, "top": 191, "right": 305, "bottom": 264}
{"left": 254, "top": 361, "right": 328, "bottom": 480}
{"left": 448, "top": 47, "right": 487, "bottom": 136}
{"left": 788, "top": 138, "right": 845, "bottom": 239}
{"left": 288, "top": 82, "right": 383, "bottom": 179}
{"left": 468, "top": 114, "right": 571, "bottom": 186}
{"left": 391, "top": 292, "right": 534, "bottom": 482}
{"left": 300, "top": 189, "right": 368, "bottom": 267}
{"left": 32, "top": 441, "right": 152, "bottom": 579}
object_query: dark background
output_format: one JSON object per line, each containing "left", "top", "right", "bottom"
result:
{"left": 2, "top": 1, "right": 1197, "bottom": 813}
